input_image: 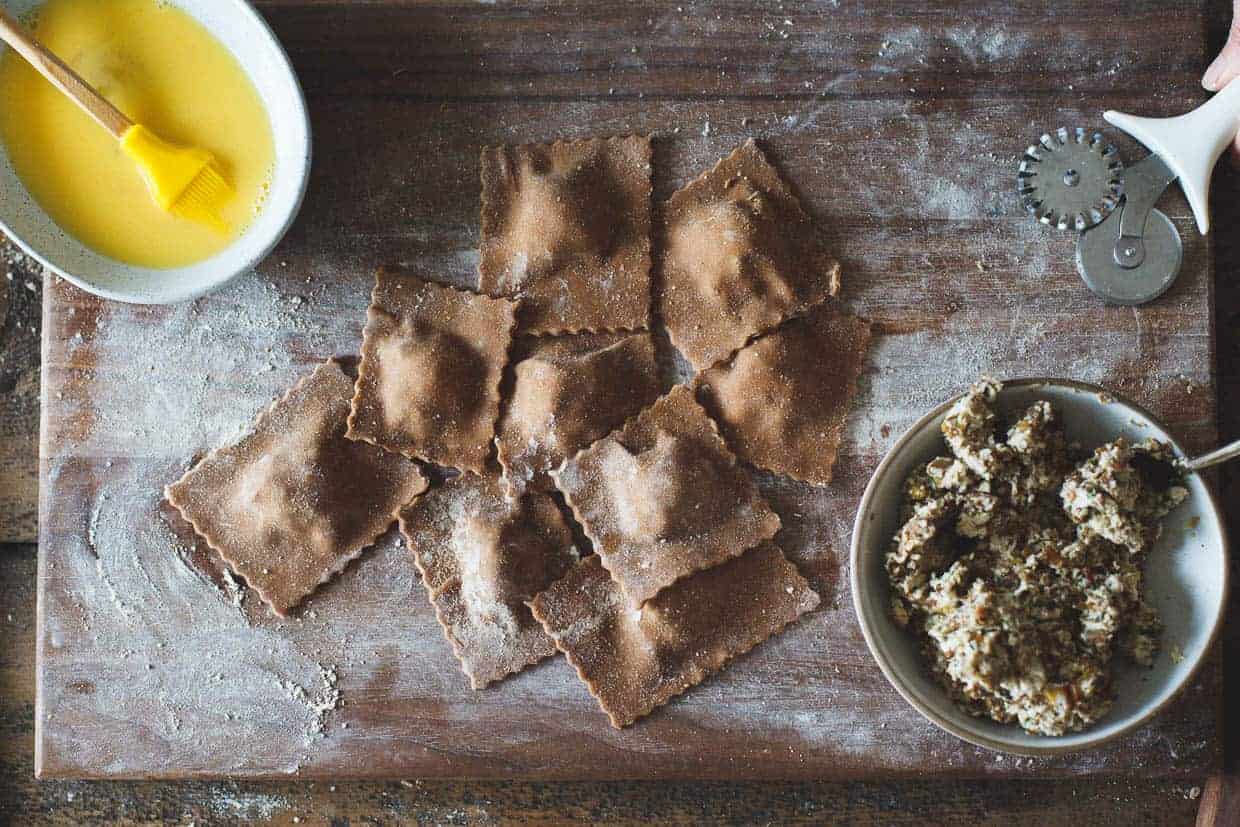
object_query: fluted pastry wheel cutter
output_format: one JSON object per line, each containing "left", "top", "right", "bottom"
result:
{"left": 1018, "top": 81, "right": 1240, "bottom": 305}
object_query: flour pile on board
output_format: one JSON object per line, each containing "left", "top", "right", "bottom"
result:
{"left": 276, "top": 663, "right": 342, "bottom": 744}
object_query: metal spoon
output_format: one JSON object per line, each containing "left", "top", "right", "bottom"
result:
{"left": 1183, "top": 438, "right": 1240, "bottom": 472}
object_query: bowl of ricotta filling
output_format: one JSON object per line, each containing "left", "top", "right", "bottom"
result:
{"left": 850, "top": 377, "right": 1228, "bottom": 756}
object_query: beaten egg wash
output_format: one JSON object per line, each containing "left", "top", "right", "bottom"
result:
{"left": 0, "top": 0, "right": 274, "bottom": 268}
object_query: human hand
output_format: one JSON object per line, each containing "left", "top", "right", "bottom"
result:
{"left": 1202, "top": 0, "right": 1240, "bottom": 162}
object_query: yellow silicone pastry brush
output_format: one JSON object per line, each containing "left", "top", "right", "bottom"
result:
{"left": 0, "top": 8, "right": 232, "bottom": 231}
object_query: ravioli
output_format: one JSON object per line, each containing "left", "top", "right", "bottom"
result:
{"left": 659, "top": 139, "right": 841, "bottom": 371}
{"left": 166, "top": 359, "right": 429, "bottom": 616}
{"left": 552, "top": 385, "right": 780, "bottom": 604}
{"left": 695, "top": 306, "right": 871, "bottom": 485}
{"left": 399, "top": 474, "right": 579, "bottom": 688}
{"left": 347, "top": 267, "right": 518, "bottom": 473}
{"left": 479, "top": 135, "right": 653, "bottom": 334}
{"left": 528, "top": 542, "right": 819, "bottom": 728}
{"left": 495, "top": 332, "right": 662, "bottom": 496}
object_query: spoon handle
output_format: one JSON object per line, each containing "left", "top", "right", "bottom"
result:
{"left": 0, "top": 8, "right": 131, "bottom": 138}
{"left": 1184, "top": 437, "right": 1240, "bottom": 472}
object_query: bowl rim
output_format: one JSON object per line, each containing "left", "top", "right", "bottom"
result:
{"left": 0, "top": 0, "right": 312, "bottom": 305}
{"left": 848, "top": 375, "right": 1230, "bottom": 757}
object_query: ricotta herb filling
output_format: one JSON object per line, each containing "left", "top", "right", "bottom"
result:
{"left": 886, "top": 378, "right": 1188, "bottom": 736}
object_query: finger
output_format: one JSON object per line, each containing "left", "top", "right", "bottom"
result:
{"left": 1203, "top": 0, "right": 1240, "bottom": 90}
{"left": 1232, "top": 131, "right": 1240, "bottom": 168}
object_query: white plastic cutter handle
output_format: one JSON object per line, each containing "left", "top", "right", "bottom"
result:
{"left": 1104, "top": 79, "right": 1240, "bottom": 235}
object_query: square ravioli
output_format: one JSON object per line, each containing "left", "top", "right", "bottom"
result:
{"left": 479, "top": 135, "right": 653, "bottom": 334}
{"left": 496, "top": 332, "right": 663, "bottom": 497}
{"left": 347, "top": 267, "right": 518, "bottom": 473}
{"left": 552, "top": 385, "right": 780, "bottom": 604}
{"left": 528, "top": 542, "right": 819, "bottom": 728}
{"left": 398, "top": 474, "right": 579, "bottom": 688}
{"left": 696, "top": 306, "right": 871, "bottom": 486}
{"left": 166, "top": 359, "right": 429, "bottom": 616}
{"left": 658, "top": 139, "right": 841, "bottom": 371}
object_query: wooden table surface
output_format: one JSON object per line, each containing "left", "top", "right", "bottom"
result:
{"left": 3, "top": 0, "right": 1239, "bottom": 822}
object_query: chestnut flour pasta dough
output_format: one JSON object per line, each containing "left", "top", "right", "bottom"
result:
{"left": 166, "top": 359, "right": 429, "bottom": 616}
{"left": 696, "top": 305, "right": 871, "bottom": 486}
{"left": 496, "top": 331, "right": 662, "bottom": 497}
{"left": 399, "top": 474, "right": 579, "bottom": 688}
{"left": 479, "top": 135, "right": 653, "bottom": 334}
{"left": 553, "top": 386, "right": 780, "bottom": 604}
{"left": 529, "top": 542, "right": 818, "bottom": 728}
{"left": 347, "top": 267, "right": 518, "bottom": 473}
{"left": 164, "top": 135, "right": 843, "bottom": 733}
{"left": 659, "top": 139, "right": 841, "bottom": 371}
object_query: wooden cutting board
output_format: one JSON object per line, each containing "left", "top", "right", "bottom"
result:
{"left": 35, "top": 0, "right": 1221, "bottom": 779}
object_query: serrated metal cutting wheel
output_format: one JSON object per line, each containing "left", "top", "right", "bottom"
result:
{"left": 1017, "top": 127, "right": 1124, "bottom": 231}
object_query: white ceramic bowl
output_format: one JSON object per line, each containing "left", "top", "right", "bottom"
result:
{"left": 850, "top": 378, "right": 1229, "bottom": 756}
{"left": 0, "top": 0, "right": 310, "bottom": 304}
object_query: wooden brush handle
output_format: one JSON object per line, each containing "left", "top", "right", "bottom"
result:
{"left": 0, "top": 7, "right": 131, "bottom": 138}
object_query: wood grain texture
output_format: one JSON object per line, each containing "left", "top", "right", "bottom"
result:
{"left": 0, "top": 239, "right": 42, "bottom": 543}
{"left": 0, "top": 547, "right": 1212, "bottom": 823}
{"left": 1204, "top": 45, "right": 1240, "bottom": 821}
{"left": 29, "top": 0, "right": 1224, "bottom": 782}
